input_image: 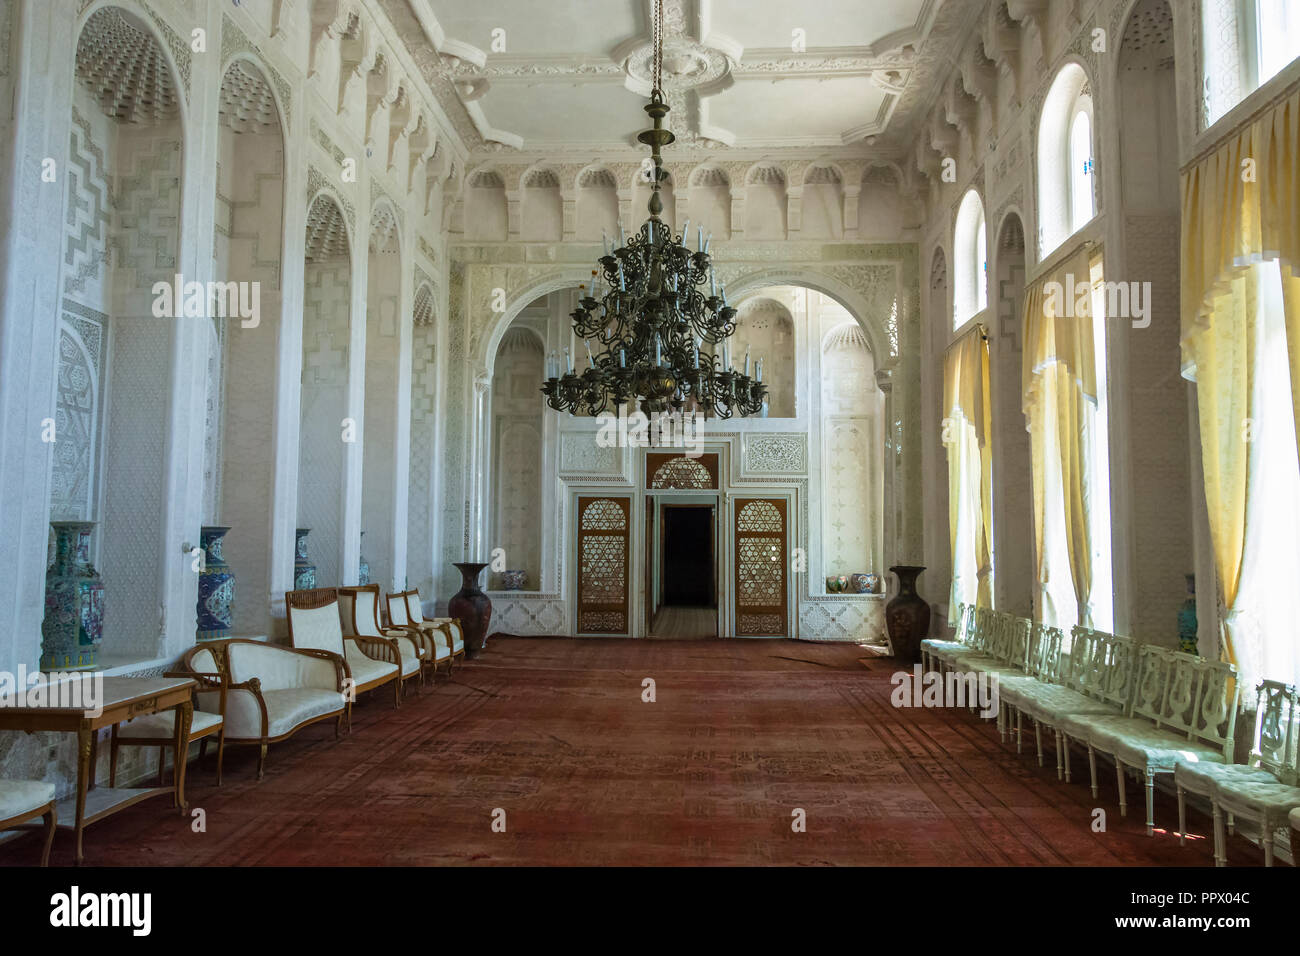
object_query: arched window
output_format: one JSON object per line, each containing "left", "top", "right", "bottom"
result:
{"left": 1037, "top": 63, "right": 1094, "bottom": 256}
{"left": 1202, "top": 0, "right": 1300, "bottom": 127}
{"left": 1069, "top": 109, "right": 1095, "bottom": 232}
{"left": 953, "top": 189, "right": 987, "bottom": 327}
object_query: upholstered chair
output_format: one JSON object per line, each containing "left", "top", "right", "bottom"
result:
{"left": 386, "top": 589, "right": 453, "bottom": 678}
{"left": 184, "top": 639, "right": 348, "bottom": 780}
{"left": 110, "top": 644, "right": 227, "bottom": 787}
{"left": 286, "top": 587, "right": 403, "bottom": 722}
{"left": 0, "top": 780, "right": 56, "bottom": 866}
{"left": 341, "top": 584, "right": 426, "bottom": 694}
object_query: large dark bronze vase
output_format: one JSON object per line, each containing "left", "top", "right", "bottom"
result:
{"left": 885, "top": 565, "right": 930, "bottom": 663}
{"left": 449, "top": 562, "right": 492, "bottom": 658}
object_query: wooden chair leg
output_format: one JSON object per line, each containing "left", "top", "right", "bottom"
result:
{"left": 257, "top": 743, "right": 268, "bottom": 781}
{"left": 215, "top": 730, "right": 225, "bottom": 787}
{"left": 1034, "top": 720, "right": 1044, "bottom": 767}
{"left": 156, "top": 746, "right": 166, "bottom": 786}
{"left": 1212, "top": 803, "right": 1226, "bottom": 866}
{"left": 1177, "top": 784, "right": 1187, "bottom": 846}
{"left": 1055, "top": 729, "right": 1065, "bottom": 780}
{"left": 335, "top": 713, "right": 344, "bottom": 739}
{"left": 1064, "top": 734, "right": 1073, "bottom": 783}
{"left": 109, "top": 725, "right": 119, "bottom": 788}
{"left": 1087, "top": 744, "right": 1099, "bottom": 799}
{"left": 1263, "top": 824, "right": 1275, "bottom": 866}
{"left": 1116, "top": 761, "right": 1127, "bottom": 817}
{"left": 199, "top": 737, "right": 208, "bottom": 769}
{"left": 1015, "top": 709, "right": 1023, "bottom": 754}
{"left": 1143, "top": 769, "right": 1156, "bottom": 836}
{"left": 393, "top": 677, "right": 402, "bottom": 709}
{"left": 40, "top": 807, "right": 56, "bottom": 867}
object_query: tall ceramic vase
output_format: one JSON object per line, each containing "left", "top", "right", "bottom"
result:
{"left": 197, "top": 526, "right": 235, "bottom": 640}
{"left": 885, "top": 565, "right": 930, "bottom": 664}
{"left": 449, "top": 562, "right": 492, "bottom": 658}
{"left": 358, "top": 531, "right": 371, "bottom": 586}
{"left": 294, "top": 528, "right": 317, "bottom": 590}
{"left": 1178, "top": 573, "right": 1198, "bottom": 654}
{"left": 41, "top": 521, "right": 105, "bottom": 670}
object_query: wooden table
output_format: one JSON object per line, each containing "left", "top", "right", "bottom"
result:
{"left": 0, "top": 675, "right": 195, "bottom": 864}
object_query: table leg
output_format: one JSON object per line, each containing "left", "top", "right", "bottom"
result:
{"left": 173, "top": 701, "right": 193, "bottom": 813}
{"left": 74, "top": 726, "right": 93, "bottom": 866}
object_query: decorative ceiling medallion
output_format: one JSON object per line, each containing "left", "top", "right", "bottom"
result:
{"left": 622, "top": 39, "right": 732, "bottom": 94}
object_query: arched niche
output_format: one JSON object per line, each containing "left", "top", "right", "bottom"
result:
{"left": 489, "top": 322, "right": 545, "bottom": 591}
{"left": 53, "top": 4, "right": 186, "bottom": 659}
{"left": 521, "top": 166, "right": 562, "bottom": 242}
{"left": 991, "top": 211, "right": 1033, "bottom": 617}
{"left": 575, "top": 166, "right": 619, "bottom": 242}
{"left": 859, "top": 165, "right": 905, "bottom": 240}
{"left": 360, "top": 202, "right": 402, "bottom": 590}
{"left": 209, "top": 55, "right": 287, "bottom": 636}
{"left": 686, "top": 165, "right": 731, "bottom": 240}
{"left": 465, "top": 168, "right": 507, "bottom": 241}
{"left": 407, "top": 281, "right": 439, "bottom": 596}
{"left": 801, "top": 165, "right": 843, "bottom": 239}
{"left": 820, "top": 321, "right": 883, "bottom": 582}
{"left": 731, "top": 296, "right": 796, "bottom": 418}
{"left": 744, "top": 165, "right": 787, "bottom": 239}
{"left": 298, "top": 192, "right": 353, "bottom": 589}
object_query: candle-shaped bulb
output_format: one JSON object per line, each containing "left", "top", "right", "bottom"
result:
{"left": 681, "top": 218, "right": 690, "bottom": 245}
{"left": 617, "top": 260, "right": 626, "bottom": 291}
{"left": 756, "top": 357, "right": 764, "bottom": 383}
{"left": 744, "top": 344, "right": 751, "bottom": 376}
{"left": 720, "top": 283, "right": 727, "bottom": 306}
{"left": 704, "top": 233, "right": 712, "bottom": 255}
{"left": 697, "top": 226, "right": 704, "bottom": 252}
{"left": 602, "top": 230, "right": 609, "bottom": 257}
{"left": 564, "top": 346, "right": 573, "bottom": 373}
{"left": 619, "top": 348, "right": 626, "bottom": 369}
{"left": 584, "top": 338, "right": 595, "bottom": 366}
{"left": 619, "top": 221, "right": 626, "bottom": 247}
{"left": 655, "top": 335, "right": 662, "bottom": 366}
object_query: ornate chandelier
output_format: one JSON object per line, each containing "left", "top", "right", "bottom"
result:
{"left": 541, "top": 1, "right": 766, "bottom": 420}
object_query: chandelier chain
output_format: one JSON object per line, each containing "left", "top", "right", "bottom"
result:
{"left": 652, "top": 0, "right": 664, "bottom": 94}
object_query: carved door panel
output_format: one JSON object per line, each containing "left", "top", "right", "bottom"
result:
{"left": 577, "top": 496, "right": 630, "bottom": 634}
{"left": 734, "top": 498, "right": 788, "bottom": 637}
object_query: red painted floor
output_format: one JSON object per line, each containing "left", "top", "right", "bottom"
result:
{"left": 0, "top": 638, "right": 1275, "bottom": 866}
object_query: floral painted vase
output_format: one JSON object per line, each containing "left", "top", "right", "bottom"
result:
{"left": 294, "top": 528, "right": 317, "bottom": 590}
{"left": 197, "top": 526, "right": 234, "bottom": 640}
{"left": 1177, "top": 573, "right": 1198, "bottom": 655}
{"left": 41, "top": 521, "right": 105, "bottom": 670}
{"left": 850, "top": 573, "right": 879, "bottom": 594}
{"left": 358, "top": 531, "right": 370, "bottom": 586}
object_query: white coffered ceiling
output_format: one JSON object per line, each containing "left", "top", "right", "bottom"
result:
{"left": 380, "top": 0, "right": 969, "bottom": 159}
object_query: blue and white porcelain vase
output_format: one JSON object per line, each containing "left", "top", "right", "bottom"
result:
{"left": 41, "top": 521, "right": 105, "bottom": 670}
{"left": 294, "top": 528, "right": 317, "bottom": 590}
{"left": 358, "top": 531, "right": 370, "bottom": 586}
{"left": 1177, "top": 573, "right": 1198, "bottom": 655}
{"left": 197, "top": 526, "right": 234, "bottom": 640}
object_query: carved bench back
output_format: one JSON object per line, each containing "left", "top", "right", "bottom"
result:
{"left": 1028, "top": 623, "right": 1065, "bottom": 682}
{"left": 1130, "top": 646, "right": 1238, "bottom": 760}
{"left": 1251, "top": 680, "right": 1300, "bottom": 785}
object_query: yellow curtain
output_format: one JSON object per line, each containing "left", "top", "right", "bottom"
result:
{"left": 943, "top": 325, "right": 993, "bottom": 618}
{"left": 1180, "top": 86, "right": 1300, "bottom": 672}
{"left": 1022, "top": 245, "right": 1097, "bottom": 623}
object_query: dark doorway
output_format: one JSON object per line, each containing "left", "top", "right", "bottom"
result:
{"left": 662, "top": 506, "right": 714, "bottom": 606}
